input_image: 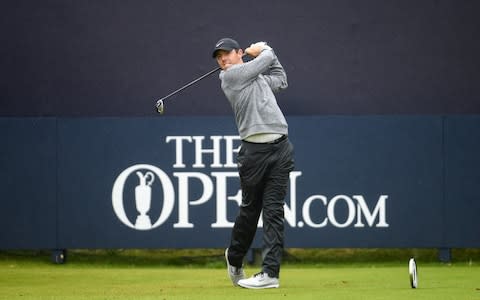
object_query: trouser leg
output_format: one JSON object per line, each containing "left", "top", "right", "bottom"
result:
{"left": 228, "top": 139, "right": 294, "bottom": 273}
{"left": 228, "top": 186, "right": 262, "bottom": 267}
{"left": 261, "top": 140, "right": 294, "bottom": 278}
{"left": 261, "top": 167, "right": 290, "bottom": 278}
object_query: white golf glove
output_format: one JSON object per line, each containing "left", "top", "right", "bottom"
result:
{"left": 252, "top": 41, "right": 272, "bottom": 51}
{"left": 245, "top": 41, "right": 273, "bottom": 57}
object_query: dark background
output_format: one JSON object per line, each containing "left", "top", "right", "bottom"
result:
{"left": 1, "top": 0, "right": 480, "bottom": 116}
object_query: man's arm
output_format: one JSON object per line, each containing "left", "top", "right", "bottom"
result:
{"left": 222, "top": 49, "right": 274, "bottom": 89}
{"left": 262, "top": 55, "right": 288, "bottom": 92}
{"left": 244, "top": 42, "right": 287, "bottom": 92}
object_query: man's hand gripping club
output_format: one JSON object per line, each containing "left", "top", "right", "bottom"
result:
{"left": 245, "top": 42, "right": 272, "bottom": 57}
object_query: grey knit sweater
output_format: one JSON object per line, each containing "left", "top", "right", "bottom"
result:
{"left": 219, "top": 49, "right": 288, "bottom": 140}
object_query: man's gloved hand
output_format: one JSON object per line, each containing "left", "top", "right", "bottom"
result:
{"left": 245, "top": 41, "right": 272, "bottom": 57}
{"left": 254, "top": 42, "right": 272, "bottom": 51}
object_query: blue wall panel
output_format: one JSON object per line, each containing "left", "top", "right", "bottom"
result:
{"left": 1, "top": 116, "right": 479, "bottom": 249}
{"left": 287, "top": 116, "right": 443, "bottom": 247}
{"left": 0, "top": 119, "right": 57, "bottom": 249}
{"left": 444, "top": 116, "right": 480, "bottom": 247}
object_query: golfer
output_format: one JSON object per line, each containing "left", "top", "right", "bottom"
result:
{"left": 212, "top": 38, "right": 295, "bottom": 289}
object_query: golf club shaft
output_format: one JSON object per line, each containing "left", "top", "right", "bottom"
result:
{"left": 157, "top": 66, "right": 221, "bottom": 103}
{"left": 155, "top": 53, "right": 249, "bottom": 113}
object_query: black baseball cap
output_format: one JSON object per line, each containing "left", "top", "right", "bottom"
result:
{"left": 212, "top": 38, "right": 240, "bottom": 58}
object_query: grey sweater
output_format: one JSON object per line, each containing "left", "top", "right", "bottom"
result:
{"left": 219, "top": 49, "right": 288, "bottom": 140}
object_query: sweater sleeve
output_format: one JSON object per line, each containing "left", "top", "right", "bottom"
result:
{"left": 221, "top": 49, "right": 284, "bottom": 91}
{"left": 262, "top": 56, "right": 288, "bottom": 92}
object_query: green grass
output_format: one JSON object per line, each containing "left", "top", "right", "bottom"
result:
{"left": 1, "top": 249, "right": 479, "bottom": 299}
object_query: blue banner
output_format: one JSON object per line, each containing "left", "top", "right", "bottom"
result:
{"left": 1, "top": 116, "right": 479, "bottom": 249}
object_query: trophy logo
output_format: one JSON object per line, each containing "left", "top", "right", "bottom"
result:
{"left": 112, "top": 164, "right": 175, "bottom": 231}
{"left": 134, "top": 171, "right": 154, "bottom": 229}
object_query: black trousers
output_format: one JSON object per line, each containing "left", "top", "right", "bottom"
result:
{"left": 228, "top": 136, "right": 294, "bottom": 278}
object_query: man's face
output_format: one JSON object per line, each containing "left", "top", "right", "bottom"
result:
{"left": 215, "top": 49, "right": 243, "bottom": 70}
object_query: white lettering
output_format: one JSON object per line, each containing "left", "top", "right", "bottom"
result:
{"left": 173, "top": 172, "right": 213, "bottom": 228}
{"left": 211, "top": 172, "right": 241, "bottom": 228}
{"left": 354, "top": 195, "right": 389, "bottom": 228}
{"left": 166, "top": 136, "right": 192, "bottom": 168}
{"left": 302, "top": 195, "right": 328, "bottom": 228}
{"left": 192, "top": 136, "right": 222, "bottom": 168}
{"left": 328, "top": 195, "right": 356, "bottom": 228}
{"left": 284, "top": 171, "right": 302, "bottom": 227}
{"left": 114, "top": 136, "right": 390, "bottom": 232}
{"left": 224, "top": 136, "right": 242, "bottom": 168}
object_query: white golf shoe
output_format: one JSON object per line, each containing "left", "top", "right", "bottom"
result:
{"left": 237, "top": 272, "right": 280, "bottom": 289}
{"left": 225, "top": 248, "right": 245, "bottom": 286}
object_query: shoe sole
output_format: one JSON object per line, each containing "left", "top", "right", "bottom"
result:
{"left": 237, "top": 282, "right": 279, "bottom": 289}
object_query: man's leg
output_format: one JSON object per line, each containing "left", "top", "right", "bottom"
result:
{"left": 261, "top": 140, "right": 294, "bottom": 278}
{"left": 227, "top": 188, "right": 263, "bottom": 267}
{"left": 228, "top": 142, "right": 266, "bottom": 267}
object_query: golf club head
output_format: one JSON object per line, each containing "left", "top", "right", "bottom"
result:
{"left": 156, "top": 99, "right": 164, "bottom": 114}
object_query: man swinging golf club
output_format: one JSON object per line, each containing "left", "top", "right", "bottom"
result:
{"left": 212, "top": 38, "right": 295, "bottom": 289}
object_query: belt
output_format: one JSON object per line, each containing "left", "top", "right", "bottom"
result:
{"left": 243, "top": 134, "right": 287, "bottom": 144}
{"left": 267, "top": 134, "right": 287, "bottom": 144}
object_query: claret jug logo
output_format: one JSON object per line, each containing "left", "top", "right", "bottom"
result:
{"left": 112, "top": 135, "right": 390, "bottom": 231}
{"left": 112, "top": 164, "right": 175, "bottom": 230}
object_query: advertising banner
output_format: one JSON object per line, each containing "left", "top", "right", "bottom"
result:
{"left": 56, "top": 116, "right": 444, "bottom": 248}
{"left": 1, "top": 116, "right": 479, "bottom": 249}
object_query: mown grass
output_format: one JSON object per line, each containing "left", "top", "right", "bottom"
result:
{"left": 1, "top": 249, "right": 479, "bottom": 300}
{"left": 1, "top": 248, "right": 479, "bottom": 267}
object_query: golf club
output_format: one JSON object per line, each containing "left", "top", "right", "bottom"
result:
{"left": 155, "top": 53, "right": 250, "bottom": 114}
{"left": 155, "top": 66, "right": 221, "bottom": 114}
